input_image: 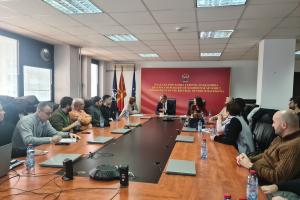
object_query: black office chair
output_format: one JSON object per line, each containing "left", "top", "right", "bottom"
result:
{"left": 249, "top": 108, "right": 278, "bottom": 155}
{"left": 167, "top": 98, "right": 176, "bottom": 115}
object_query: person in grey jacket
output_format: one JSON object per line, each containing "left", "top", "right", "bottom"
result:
{"left": 12, "top": 102, "right": 80, "bottom": 156}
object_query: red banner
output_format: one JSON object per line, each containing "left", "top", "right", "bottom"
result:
{"left": 141, "top": 68, "right": 231, "bottom": 115}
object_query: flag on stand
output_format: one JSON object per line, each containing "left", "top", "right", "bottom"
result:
{"left": 117, "top": 67, "right": 127, "bottom": 112}
{"left": 112, "top": 65, "right": 118, "bottom": 99}
{"left": 131, "top": 66, "right": 136, "bottom": 97}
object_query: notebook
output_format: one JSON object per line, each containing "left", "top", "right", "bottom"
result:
{"left": 175, "top": 135, "right": 194, "bottom": 143}
{"left": 40, "top": 154, "right": 81, "bottom": 168}
{"left": 125, "top": 123, "right": 141, "bottom": 127}
{"left": 165, "top": 159, "right": 196, "bottom": 176}
{"left": 87, "top": 136, "right": 114, "bottom": 144}
{"left": 57, "top": 138, "right": 77, "bottom": 144}
{"left": 110, "top": 128, "right": 131, "bottom": 134}
{"left": 182, "top": 127, "right": 197, "bottom": 132}
{"left": 131, "top": 114, "right": 144, "bottom": 117}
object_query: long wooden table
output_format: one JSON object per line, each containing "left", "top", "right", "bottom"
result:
{"left": 0, "top": 116, "right": 267, "bottom": 200}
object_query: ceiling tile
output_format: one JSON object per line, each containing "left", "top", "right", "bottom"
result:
{"left": 0, "top": 5, "right": 19, "bottom": 18}
{"left": 197, "top": 7, "right": 244, "bottom": 21}
{"left": 198, "top": 20, "right": 237, "bottom": 31}
{"left": 160, "top": 23, "right": 197, "bottom": 33}
{"left": 36, "top": 15, "right": 82, "bottom": 27}
{"left": 70, "top": 14, "right": 118, "bottom": 26}
{"left": 237, "top": 18, "right": 282, "bottom": 30}
{"left": 89, "top": 25, "right": 129, "bottom": 34}
{"left": 277, "top": 17, "right": 300, "bottom": 28}
{"left": 166, "top": 32, "right": 198, "bottom": 40}
{"left": 137, "top": 33, "right": 167, "bottom": 41}
{"left": 93, "top": 0, "right": 146, "bottom": 13}
{"left": 268, "top": 28, "right": 300, "bottom": 37}
{"left": 248, "top": 0, "right": 300, "bottom": 5}
{"left": 152, "top": 10, "right": 196, "bottom": 24}
{"left": 290, "top": 6, "right": 300, "bottom": 17}
{"left": 110, "top": 12, "right": 155, "bottom": 25}
{"left": 171, "top": 39, "right": 199, "bottom": 45}
{"left": 0, "top": 0, "right": 61, "bottom": 16}
{"left": 143, "top": 0, "right": 194, "bottom": 10}
{"left": 126, "top": 24, "right": 162, "bottom": 34}
{"left": 232, "top": 29, "right": 271, "bottom": 38}
{"left": 144, "top": 40, "right": 171, "bottom": 46}
{"left": 242, "top": 3, "right": 298, "bottom": 19}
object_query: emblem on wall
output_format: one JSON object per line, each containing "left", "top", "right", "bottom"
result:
{"left": 181, "top": 73, "right": 190, "bottom": 83}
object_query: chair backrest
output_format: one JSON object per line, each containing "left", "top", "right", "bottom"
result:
{"left": 167, "top": 98, "right": 176, "bottom": 115}
{"left": 250, "top": 108, "right": 277, "bottom": 153}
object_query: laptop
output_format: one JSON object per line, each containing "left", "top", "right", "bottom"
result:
{"left": 175, "top": 135, "right": 194, "bottom": 143}
{"left": 0, "top": 143, "right": 12, "bottom": 177}
{"left": 110, "top": 128, "right": 131, "bottom": 134}
{"left": 40, "top": 153, "right": 81, "bottom": 168}
{"left": 87, "top": 136, "right": 114, "bottom": 144}
{"left": 165, "top": 159, "right": 196, "bottom": 176}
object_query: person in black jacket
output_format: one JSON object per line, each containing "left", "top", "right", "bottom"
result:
{"left": 0, "top": 103, "right": 15, "bottom": 146}
{"left": 86, "top": 96, "right": 103, "bottom": 127}
{"left": 100, "top": 95, "right": 112, "bottom": 127}
{"left": 261, "top": 179, "right": 300, "bottom": 200}
{"left": 155, "top": 94, "right": 175, "bottom": 115}
{"left": 289, "top": 96, "right": 300, "bottom": 125}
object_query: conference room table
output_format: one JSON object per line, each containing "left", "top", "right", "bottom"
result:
{"left": 0, "top": 116, "right": 267, "bottom": 200}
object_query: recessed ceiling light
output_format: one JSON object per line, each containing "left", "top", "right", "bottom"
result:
{"left": 42, "top": 0, "right": 102, "bottom": 14}
{"left": 139, "top": 53, "right": 159, "bottom": 58}
{"left": 295, "top": 50, "right": 300, "bottom": 55}
{"left": 201, "top": 52, "right": 222, "bottom": 57}
{"left": 200, "top": 30, "right": 234, "bottom": 39}
{"left": 197, "top": 0, "right": 247, "bottom": 7}
{"left": 105, "top": 34, "right": 138, "bottom": 42}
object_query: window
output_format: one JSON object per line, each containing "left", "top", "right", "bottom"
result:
{"left": 91, "top": 63, "right": 99, "bottom": 97}
{"left": 23, "top": 66, "right": 52, "bottom": 101}
{"left": 0, "top": 35, "right": 18, "bottom": 97}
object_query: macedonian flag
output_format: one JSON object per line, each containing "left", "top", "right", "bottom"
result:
{"left": 117, "top": 67, "right": 127, "bottom": 112}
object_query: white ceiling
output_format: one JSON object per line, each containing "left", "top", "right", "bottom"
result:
{"left": 0, "top": 0, "right": 299, "bottom": 61}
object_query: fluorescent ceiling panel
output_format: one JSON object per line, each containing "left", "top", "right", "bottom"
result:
{"left": 197, "top": 0, "right": 246, "bottom": 8}
{"left": 42, "top": 0, "right": 102, "bottom": 14}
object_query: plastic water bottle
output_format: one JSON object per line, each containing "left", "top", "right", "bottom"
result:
{"left": 247, "top": 170, "right": 258, "bottom": 200}
{"left": 125, "top": 110, "right": 130, "bottom": 124}
{"left": 115, "top": 111, "right": 119, "bottom": 121}
{"left": 224, "top": 194, "right": 232, "bottom": 200}
{"left": 197, "top": 120, "right": 203, "bottom": 133}
{"left": 26, "top": 144, "right": 35, "bottom": 174}
{"left": 201, "top": 138, "right": 207, "bottom": 160}
{"left": 99, "top": 113, "right": 105, "bottom": 128}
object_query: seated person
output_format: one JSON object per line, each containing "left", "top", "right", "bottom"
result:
{"left": 11, "top": 102, "right": 80, "bottom": 157}
{"left": 69, "top": 98, "right": 92, "bottom": 131}
{"left": 210, "top": 100, "right": 255, "bottom": 154}
{"left": 0, "top": 103, "right": 15, "bottom": 146}
{"left": 100, "top": 95, "right": 112, "bottom": 127}
{"left": 236, "top": 110, "right": 300, "bottom": 184}
{"left": 289, "top": 96, "right": 300, "bottom": 124}
{"left": 215, "top": 110, "right": 233, "bottom": 135}
{"left": 156, "top": 94, "right": 175, "bottom": 115}
{"left": 209, "top": 96, "right": 232, "bottom": 121}
{"left": 119, "top": 97, "right": 139, "bottom": 118}
{"left": 261, "top": 179, "right": 300, "bottom": 200}
{"left": 49, "top": 96, "right": 80, "bottom": 132}
{"left": 86, "top": 96, "right": 103, "bottom": 127}
{"left": 187, "top": 96, "right": 208, "bottom": 116}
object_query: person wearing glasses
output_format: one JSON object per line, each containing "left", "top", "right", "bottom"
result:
{"left": 69, "top": 98, "right": 92, "bottom": 131}
{"left": 12, "top": 102, "right": 80, "bottom": 157}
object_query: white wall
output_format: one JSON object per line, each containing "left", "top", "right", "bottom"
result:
{"left": 257, "top": 39, "right": 295, "bottom": 110}
{"left": 54, "top": 44, "right": 81, "bottom": 103}
{"left": 102, "top": 60, "right": 258, "bottom": 109}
